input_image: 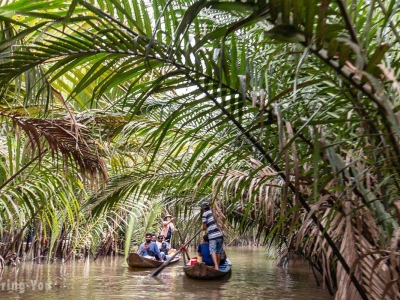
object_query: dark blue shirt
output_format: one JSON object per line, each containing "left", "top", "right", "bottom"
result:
{"left": 197, "top": 243, "right": 213, "bottom": 266}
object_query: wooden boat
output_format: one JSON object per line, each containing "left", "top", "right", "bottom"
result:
{"left": 126, "top": 253, "right": 181, "bottom": 268}
{"left": 183, "top": 258, "right": 232, "bottom": 279}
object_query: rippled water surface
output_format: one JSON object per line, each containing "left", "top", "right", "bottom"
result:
{"left": 0, "top": 247, "right": 333, "bottom": 299}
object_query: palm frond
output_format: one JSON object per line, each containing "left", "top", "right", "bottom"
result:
{"left": 0, "top": 111, "right": 107, "bottom": 184}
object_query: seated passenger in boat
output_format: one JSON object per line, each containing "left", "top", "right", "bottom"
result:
{"left": 151, "top": 234, "right": 157, "bottom": 243}
{"left": 159, "top": 236, "right": 171, "bottom": 253}
{"left": 156, "top": 235, "right": 164, "bottom": 250}
{"left": 197, "top": 234, "right": 214, "bottom": 266}
{"left": 137, "top": 233, "right": 165, "bottom": 261}
{"left": 156, "top": 235, "right": 172, "bottom": 261}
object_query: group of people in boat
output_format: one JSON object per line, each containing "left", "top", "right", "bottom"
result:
{"left": 137, "top": 202, "right": 226, "bottom": 270}
{"left": 137, "top": 232, "right": 174, "bottom": 261}
{"left": 137, "top": 214, "right": 176, "bottom": 261}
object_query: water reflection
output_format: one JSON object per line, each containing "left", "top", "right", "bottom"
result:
{"left": 0, "top": 248, "right": 333, "bottom": 299}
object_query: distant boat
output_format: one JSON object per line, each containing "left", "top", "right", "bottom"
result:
{"left": 126, "top": 253, "right": 181, "bottom": 268}
{"left": 183, "top": 258, "right": 232, "bottom": 279}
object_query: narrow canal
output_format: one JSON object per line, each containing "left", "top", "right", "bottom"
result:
{"left": 0, "top": 247, "right": 333, "bottom": 299}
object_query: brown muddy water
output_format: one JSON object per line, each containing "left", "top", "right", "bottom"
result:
{"left": 0, "top": 247, "right": 333, "bottom": 299}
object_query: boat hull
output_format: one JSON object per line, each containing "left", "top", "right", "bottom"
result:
{"left": 126, "top": 253, "right": 180, "bottom": 268}
{"left": 183, "top": 259, "right": 232, "bottom": 279}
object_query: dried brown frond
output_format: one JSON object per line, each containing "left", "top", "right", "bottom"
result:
{"left": 200, "top": 152, "right": 400, "bottom": 300}
{"left": 212, "top": 165, "right": 282, "bottom": 226}
{"left": 335, "top": 202, "right": 362, "bottom": 300}
{"left": 0, "top": 111, "right": 108, "bottom": 187}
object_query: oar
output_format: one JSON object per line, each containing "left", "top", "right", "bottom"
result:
{"left": 176, "top": 229, "right": 191, "bottom": 261}
{"left": 151, "top": 229, "right": 202, "bottom": 277}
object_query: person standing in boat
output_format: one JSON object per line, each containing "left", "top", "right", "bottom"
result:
{"left": 200, "top": 202, "right": 224, "bottom": 270}
{"left": 137, "top": 233, "right": 164, "bottom": 261}
{"left": 161, "top": 214, "right": 176, "bottom": 243}
{"left": 197, "top": 234, "right": 214, "bottom": 266}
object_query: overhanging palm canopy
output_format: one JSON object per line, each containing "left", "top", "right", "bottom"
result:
{"left": 0, "top": 0, "right": 400, "bottom": 299}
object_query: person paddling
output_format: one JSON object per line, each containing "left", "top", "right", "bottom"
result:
{"left": 161, "top": 214, "right": 176, "bottom": 242}
{"left": 200, "top": 202, "right": 223, "bottom": 270}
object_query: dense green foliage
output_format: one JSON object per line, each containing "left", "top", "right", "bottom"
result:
{"left": 0, "top": 0, "right": 400, "bottom": 298}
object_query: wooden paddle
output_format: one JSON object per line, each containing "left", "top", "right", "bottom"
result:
{"left": 151, "top": 229, "right": 202, "bottom": 277}
{"left": 176, "top": 229, "right": 191, "bottom": 261}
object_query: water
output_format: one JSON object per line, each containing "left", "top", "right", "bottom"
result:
{"left": 0, "top": 247, "right": 333, "bottom": 299}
